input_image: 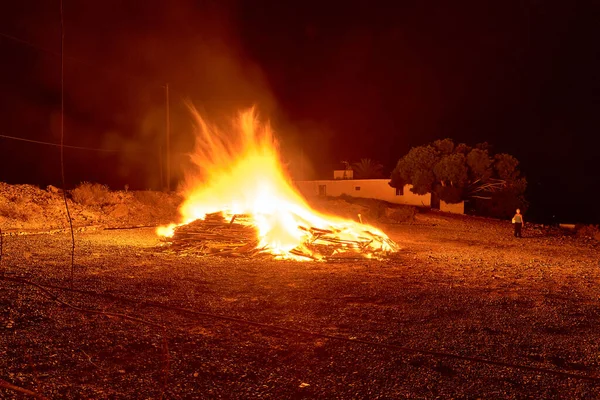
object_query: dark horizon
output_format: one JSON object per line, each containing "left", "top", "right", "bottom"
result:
{"left": 0, "top": 1, "right": 598, "bottom": 225}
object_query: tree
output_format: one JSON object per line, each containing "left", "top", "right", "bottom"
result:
{"left": 494, "top": 153, "right": 520, "bottom": 181}
{"left": 433, "top": 138, "right": 455, "bottom": 155}
{"left": 352, "top": 158, "right": 384, "bottom": 179}
{"left": 389, "top": 146, "right": 438, "bottom": 193}
{"left": 433, "top": 153, "right": 468, "bottom": 204}
{"left": 390, "top": 138, "right": 527, "bottom": 218}
{"left": 466, "top": 148, "right": 493, "bottom": 182}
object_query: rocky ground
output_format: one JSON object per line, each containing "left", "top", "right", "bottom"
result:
{"left": 1, "top": 183, "right": 600, "bottom": 398}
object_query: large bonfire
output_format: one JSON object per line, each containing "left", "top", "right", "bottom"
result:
{"left": 157, "top": 107, "right": 399, "bottom": 261}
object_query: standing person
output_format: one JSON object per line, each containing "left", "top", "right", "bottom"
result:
{"left": 512, "top": 209, "right": 524, "bottom": 237}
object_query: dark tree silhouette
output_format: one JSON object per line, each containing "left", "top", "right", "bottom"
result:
{"left": 390, "top": 139, "right": 527, "bottom": 218}
{"left": 352, "top": 158, "right": 384, "bottom": 179}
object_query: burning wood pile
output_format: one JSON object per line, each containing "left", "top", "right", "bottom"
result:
{"left": 163, "top": 212, "right": 259, "bottom": 257}
{"left": 156, "top": 107, "right": 400, "bottom": 261}
{"left": 161, "top": 211, "right": 398, "bottom": 261}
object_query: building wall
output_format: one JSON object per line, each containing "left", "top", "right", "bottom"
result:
{"left": 440, "top": 200, "right": 465, "bottom": 214}
{"left": 294, "top": 179, "right": 432, "bottom": 207}
{"left": 333, "top": 170, "right": 353, "bottom": 180}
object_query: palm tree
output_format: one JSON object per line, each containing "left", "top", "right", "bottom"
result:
{"left": 352, "top": 158, "right": 384, "bottom": 179}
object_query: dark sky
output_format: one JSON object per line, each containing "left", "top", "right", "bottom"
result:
{"left": 0, "top": 0, "right": 598, "bottom": 224}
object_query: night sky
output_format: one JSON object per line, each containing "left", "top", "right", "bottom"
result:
{"left": 0, "top": 1, "right": 598, "bottom": 224}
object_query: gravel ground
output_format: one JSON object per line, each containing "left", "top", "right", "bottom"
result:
{"left": 1, "top": 210, "right": 600, "bottom": 399}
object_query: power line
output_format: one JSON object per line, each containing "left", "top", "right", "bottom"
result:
{"left": 0, "top": 133, "right": 146, "bottom": 153}
{"left": 0, "top": 30, "right": 98, "bottom": 70}
{"left": 0, "top": 31, "right": 59, "bottom": 57}
{"left": 0, "top": 30, "right": 165, "bottom": 89}
{"left": 0, "top": 32, "right": 54, "bottom": 56}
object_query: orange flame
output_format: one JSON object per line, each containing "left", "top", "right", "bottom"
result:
{"left": 157, "top": 107, "right": 398, "bottom": 260}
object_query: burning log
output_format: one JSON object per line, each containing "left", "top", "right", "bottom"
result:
{"left": 164, "top": 213, "right": 260, "bottom": 257}
{"left": 161, "top": 212, "right": 398, "bottom": 261}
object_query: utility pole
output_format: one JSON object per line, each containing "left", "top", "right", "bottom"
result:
{"left": 300, "top": 146, "right": 304, "bottom": 180}
{"left": 165, "top": 83, "right": 171, "bottom": 192}
{"left": 158, "top": 144, "right": 163, "bottom": 191}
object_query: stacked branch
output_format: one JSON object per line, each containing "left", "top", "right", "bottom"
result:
{"left": 162, "top": 212, "right": 398, "bottom": 260}
{"left": 291, "top": 226, "right": 398, "bottom": 261}
{"left": 165, "top": 212, "right": 261, "bottom": 257}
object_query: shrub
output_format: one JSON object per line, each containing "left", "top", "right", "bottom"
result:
{"left": 366, "top": 201, "right": 388, "bottom": 221}
{"left": 386, "top": 206, "right": 416, "bottom": 223}
{"left": 0, "top": 201, "right": 30, "bottom": 221}
{"left": 133, "top": 190, "right": 163, "bottom": 207}
{"left": 335, "top": 195, "right": 417, "bottom": 223}
{"left": 70, "top": 182, "right": 117, "bottom": 206}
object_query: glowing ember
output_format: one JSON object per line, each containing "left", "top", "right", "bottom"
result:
{"left": 157, "top": 107, "right": 399, "bottom": 261}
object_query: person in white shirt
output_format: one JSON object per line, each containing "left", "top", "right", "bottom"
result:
{"left": 512, "top": 209, "right": 524, "bottom": 237}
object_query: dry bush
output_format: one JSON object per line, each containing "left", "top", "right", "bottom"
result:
{"left": 133, "top": 190, "right": 165, "bottom": 207}
{"left": 70, "top": 182, "right": 117, "bottom": 206}
{"left": 306, "top": 197, "right": 368, "bottom": 222}
{"left": 366, "top": 201, "right": 388, "bottom": 221}
{"left": 386, "top": 205, "right": 416, "bottom": 223}
{"left": 0, "top": 201, "right": 30, "bottom": 221}
{"left": 336, "top": 195, "right": 417, "bottom": 223}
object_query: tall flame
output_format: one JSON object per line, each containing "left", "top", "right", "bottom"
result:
{"left": 157, "top": 107, "right": 398, "bottom": 260}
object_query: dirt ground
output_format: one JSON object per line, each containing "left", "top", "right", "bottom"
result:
{"left": 1, "top": 198, "right": 600, "bottom": 399}
{"left": 0, "top": 182, "right": 181, "bottom": 233}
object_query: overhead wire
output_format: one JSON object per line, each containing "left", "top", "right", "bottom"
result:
{"left": 0, "top": 133, "right": 144, "bottom": 153}
{"left": 0, "top": 30, "right": 62, "bottom": 57}
{"left": 0, "top": 133, "right": 185, "bottom": 155}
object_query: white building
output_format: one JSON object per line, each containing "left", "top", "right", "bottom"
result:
{"left": 294, "top": 172, "right": 464, "bottom": 214}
